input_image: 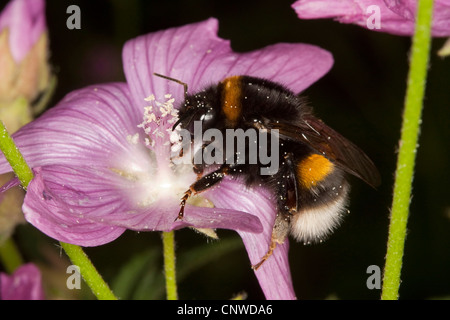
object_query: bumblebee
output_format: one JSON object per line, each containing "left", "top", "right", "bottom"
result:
{"left": 155, "top": 73, "right": 381, "bottom": 269}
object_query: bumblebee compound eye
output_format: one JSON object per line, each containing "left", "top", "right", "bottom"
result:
{"left": 173, "top": 101, "right": 201, "bottom": 132}
{"left": 199, "top": 108, "right": 216, "bottom": 127}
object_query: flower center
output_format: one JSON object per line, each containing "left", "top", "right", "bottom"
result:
{"left": 112, "top": 93, "right": 196, "bottom": 208}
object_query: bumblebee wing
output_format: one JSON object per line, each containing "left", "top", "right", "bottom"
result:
{"left": 266, "top": 115, "right": 381, "bottom": 188}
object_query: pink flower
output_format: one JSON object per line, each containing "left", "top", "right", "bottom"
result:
{"left": 0, "top": 19, "right": 333, "bottom": 299}
{"left": 292, "top": 0, "right": 450, "bottom": 36}
{"left": 0, "top": 263, "right": 44, "bottom": 300}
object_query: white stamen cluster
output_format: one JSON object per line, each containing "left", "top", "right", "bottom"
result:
{"left": 118, "top": 93, "right": 195, "bottom": 207}
{"left": 137, "top": 93, "right": 180, "bottom": 150}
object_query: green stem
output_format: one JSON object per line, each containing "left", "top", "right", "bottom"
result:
{"left": 0, "top": 121, "right": 116, "bottom": 300}
{"left": 0, "top": 121, "right": 28, "bottom": 273}
{"left": 0, "top": 237, "right": 24, "bottom": 273}
{"left": 381, "top": 0, "right": 434, "bottom": 300}
{"left": 0, "top": 121, "right": 34, "bottom": 189}
{"left": 162, "top": 231, "right": 178, "bottom": 300}
{"left": 60, "top": 242, "right": 117, "bottom": 300}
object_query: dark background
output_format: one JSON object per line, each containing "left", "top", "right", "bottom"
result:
{"left": 2, "top": 0, "right": 449, "bottom": 300}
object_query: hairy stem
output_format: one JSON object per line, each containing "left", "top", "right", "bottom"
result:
{"left": 60, "top": 242, "right": 117, "bottom": 300}
{"left": 382, "top": 0, "right": 434, "bottom": 300}
{"left": 0, "top": 121, "right": 33, "bottom": 189}
{"left": 162, "top": 231, "right": 178, "bottom": 300}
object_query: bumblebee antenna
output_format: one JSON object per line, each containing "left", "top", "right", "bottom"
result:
{"left": 153, "top": 73, "right": 188, "bottom": 100}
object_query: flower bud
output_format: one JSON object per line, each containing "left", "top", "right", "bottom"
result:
{"left": 0, "top": 0, "right": 51, "bottom": 132}
{"left": 0, "top": 0, "right": 51, "bottom": 245}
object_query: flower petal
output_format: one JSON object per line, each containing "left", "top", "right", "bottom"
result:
{"left": 292, "top": 0, "right": 450, "bottom": 36}
{"left": 122, "top": 18, "right": 333, "bottom": 110}
{"left": 0, "top": 263, "right": 44, "bottom": 300}
{"left": 104, "top": 201, "right": 264, "bottom": 234}
{"left": 0, "top": 82, "right": 146, "bottom": 174}
{"left": 206, "top": 179, "right": 296, "bottom": 300}
{"left": 21, "top": 165, "right": 263, "bottom": 246}
{"left": 23, "top": 167, "right": 126, "bottom": 246}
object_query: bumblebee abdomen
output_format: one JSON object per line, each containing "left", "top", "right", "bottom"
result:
{"left": 289, "top": 182, "right": 349, "bottom": 243}
{"left": 291, "top": 154, "right": 350, "bottom": 243}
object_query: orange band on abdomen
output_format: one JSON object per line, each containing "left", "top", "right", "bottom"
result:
{"left": 297, "top": 154, "right": 334, "bottom": 189}
{"left": 221, "top": 76, "right": 242, "bottom": 126}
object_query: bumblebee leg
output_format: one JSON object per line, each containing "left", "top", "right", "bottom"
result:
{"left": 191, "top": 141, "right": 215, "bottom": 178}
{"left": 251, "top": 212, "right": 291, "bottom": 270}
{"left": 252, "top": 234, "right": 278, "bottom": 270}
{"left": 175, "top": 163, "right": 231, "bottom": 221}
{"left": 253, "top": 153, "right": 297, "bottom": 269}
{"left": 176, "top": 187, "right": 193, "bottom": 221}
{"left": 193, "top": 163, "right": 204, "bottom": 179}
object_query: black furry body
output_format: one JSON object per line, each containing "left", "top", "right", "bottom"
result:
{"left": 166, "top": 74, "right": 380, "bottom": 268}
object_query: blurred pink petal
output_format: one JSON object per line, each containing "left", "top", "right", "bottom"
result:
{"left": 0, "top": 263, "right": 44, "bottom": 300}
{"left": 292, "top": 0, "right": 450, "bottom": 36}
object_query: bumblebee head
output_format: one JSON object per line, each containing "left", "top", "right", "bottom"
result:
{"left": 172, "top": 94, "right": 218, "bottom": 133}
